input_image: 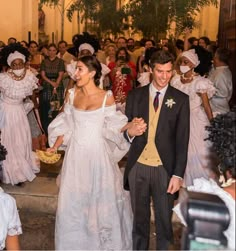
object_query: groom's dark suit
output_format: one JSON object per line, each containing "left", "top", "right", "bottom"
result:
{"left": 124, "top": 83, "right": 190, "bottom": 250}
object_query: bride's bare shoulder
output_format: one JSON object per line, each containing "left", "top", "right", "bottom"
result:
{"left": 105, "top": 90, "right": 115, "bottom": 106}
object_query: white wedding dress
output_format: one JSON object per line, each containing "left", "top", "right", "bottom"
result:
{"left": 48, "top": 89, "right": 133, "bottom": 250}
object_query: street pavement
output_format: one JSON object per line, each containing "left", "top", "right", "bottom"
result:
{"left": 17, "top": 153, "right": 182, "bottom": 250}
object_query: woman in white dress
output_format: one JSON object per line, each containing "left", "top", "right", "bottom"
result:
{"left": 0, "top": 43, "right": 40, "bottom": 185}
{"left": 171, "top": 49, "right": 215, "bottom": 186}
{"left": 47, "top": 55, "right": 146, "bottom": 250}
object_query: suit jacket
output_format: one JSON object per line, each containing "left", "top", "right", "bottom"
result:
{"left": 124, "top": 84, "right": 190, "bottom": 191}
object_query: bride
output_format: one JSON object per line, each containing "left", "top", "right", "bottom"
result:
{"left": 47, "top": 55, "right": 146, "bottom": 250}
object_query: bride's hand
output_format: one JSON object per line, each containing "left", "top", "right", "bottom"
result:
{"left": 46, "top": 147, "right": 57, "bottom": 153}
{"left": 128, "top": 118, "right": 147, "bottom": 137}
{"left": 121, "top": 117, "right": 147, "bottom": 137}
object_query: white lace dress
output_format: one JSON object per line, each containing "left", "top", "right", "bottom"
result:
{"left": 0, "top": 70, "right": 40, "bottom": 185}
{"left": 0, "top": 187, "right": 22, "bottom": 250}
{"left": 48, "top": 89, "right": 133, "bottom": 250}
{"left": 171, "top": 75, "right": 215, "bottom": 186}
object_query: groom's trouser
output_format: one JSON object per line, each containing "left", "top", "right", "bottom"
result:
{"left": 128, "top": 162, "right": 175, "bottom": 250}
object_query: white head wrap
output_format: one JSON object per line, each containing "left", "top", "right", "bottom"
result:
{"left": 182, "top": 49, "right": 200, "bottom": 67}
{"left": 7, "top": 51, "right": 26, "bottom": 66}
{"left": 78, "top": 43, "right": 95, "bottom": 55}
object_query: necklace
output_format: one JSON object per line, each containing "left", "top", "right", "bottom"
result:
{"left": 7, "top": 69, "right": 26, "bottom": 81}
{"left": 181, "top": 72, "right": 197, "bottom": 84}
{"left": 181, "top": 73, "right": 194, "bottom": 80}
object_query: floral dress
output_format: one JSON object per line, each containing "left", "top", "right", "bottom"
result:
{"left": 108, "top": 61, "right": 136, "bottom": 104}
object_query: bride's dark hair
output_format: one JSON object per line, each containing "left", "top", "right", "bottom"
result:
{"left": 78, "top": 55, "right": 102, "bottom": 86}
{"left": 206, "top": 107, "right": 236, "bottom": 179}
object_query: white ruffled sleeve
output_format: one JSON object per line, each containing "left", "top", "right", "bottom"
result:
{"left": 48, "top": 90, "right": 75, "bottom": 150}
{"left": 195, "top": 77, "right": 216, "bottom": 99}
{"left": 7, "top": 197, "right": 22, "bottom": 237}
{"left": 0, "top": 188, "right": 22, "bottom": 250}
{"left": 137, "top": 72, "right": 150, "bottom": 87}
{"left": 0, "top": 71, "right": 38, "bottom": 99}
{"left": 173, "top": 178, "right": 220, "bottom": 227}
{"left": 102, "top": 106, "right": 130, "bottom": 163}
{"left": 66, "top": 60, "right": 77, "bottom": 81}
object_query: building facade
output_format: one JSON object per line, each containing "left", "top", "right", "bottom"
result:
{"left": 0, "top": 0, "right": 221, "bottom": 45}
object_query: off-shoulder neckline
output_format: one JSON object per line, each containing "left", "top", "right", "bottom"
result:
{"left": 73, "top": 103, "right": 116, "bottom": 112}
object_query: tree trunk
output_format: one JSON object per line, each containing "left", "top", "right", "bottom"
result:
{"left": 61, "top": 0, "right": 65, "bottom": 40}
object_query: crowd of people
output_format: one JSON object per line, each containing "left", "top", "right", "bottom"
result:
{"left": 0, "top": 31, "right": 234, "bottom": 250}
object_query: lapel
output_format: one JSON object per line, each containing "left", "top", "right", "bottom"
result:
{"left": 156, "top": 85, "right": 173, "bottom": 136}
{"left": 137, "top": 84, "right": 150, "bottom": 139}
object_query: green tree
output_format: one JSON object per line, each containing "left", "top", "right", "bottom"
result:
{"left": 40, "top": 0, "right": 218, "bottom": 39}
{"left": 168, "top": 0, "right": 218, "bottom": 37}
{"left": 126, "top": 0, "right": 218, "bottom": 39}
{"left": 40, "top": 0, "right": 127, "bottom": 38}
{"left": 125, "top": 0, "right": 169, "bottom": 39}
{"left": 66, "top": 0, "right": 127, "bottom": 37}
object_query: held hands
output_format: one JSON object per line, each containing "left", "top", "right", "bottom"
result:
{"left": 127, "top": 117, "right": 147, "bottom": 137}
{"left": 52, "top": 87, "right": 57, "bottom": 94}
{"left": 167, "top": 176, "right": 183, "bottom": 194}
{"left": 51, "top": 81, "right": 59, "bottom": 89}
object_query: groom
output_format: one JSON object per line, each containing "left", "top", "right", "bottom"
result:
{"left": 124, "top": 50, "right": 190, "bottom": 250}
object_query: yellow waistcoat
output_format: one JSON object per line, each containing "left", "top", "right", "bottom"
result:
{"left": 137, "top": 96, "right": 163, "bottom": 166}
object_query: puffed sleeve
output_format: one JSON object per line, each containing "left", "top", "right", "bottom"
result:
{"left": 48, "top": 90, "right": 74, "bottom": 150}
{"left": 0, "top": 189, "right": 22, "bottom": 250}
{"left": 195, "top": 77, "right": 216, "bottom": 99}
{"left": 137, "top": 72, "right": 150, "bottom": 87}
{"left": 7, "top": 195, "right": 22, "bottom": 236}
{"left": 102, "top": 106, "right": 130, "bottom": 163}
{"left": 66, "top": 60, "right": 77, "bottom": 81}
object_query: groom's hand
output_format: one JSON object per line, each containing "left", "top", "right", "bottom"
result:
{"left": 127, "top": 118, "right": 147, "bottom": 137}
{"left": 167, "top": 176, "right": 183, "bottom": 194}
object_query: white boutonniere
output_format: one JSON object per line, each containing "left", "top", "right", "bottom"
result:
{"left": 165, "top": 98, "right": 176, "bottom": 108}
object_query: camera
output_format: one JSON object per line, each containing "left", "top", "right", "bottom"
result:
{"left": 181, "top": 191, "right": 230, "bottom": 250}
{"left": 121, "top": 67, "right": 131, "bottom": 75}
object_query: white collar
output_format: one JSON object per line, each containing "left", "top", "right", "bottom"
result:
{"left": 150, "top": 83, "right": 168, "bottom": 98}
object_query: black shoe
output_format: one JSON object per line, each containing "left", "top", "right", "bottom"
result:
{"left": 15, "top": 182, "right": 24, "bottom": 187}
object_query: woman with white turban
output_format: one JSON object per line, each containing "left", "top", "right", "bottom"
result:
{"left": 0, "top": 43, "right": 40, "bottom": 185}
{"left": 171, "top": 49, "right": 216, "bottom": 186}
